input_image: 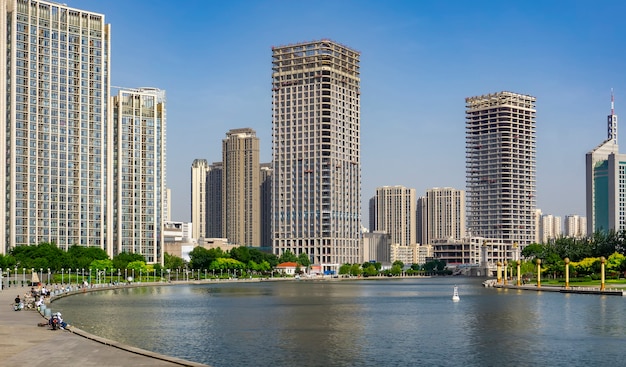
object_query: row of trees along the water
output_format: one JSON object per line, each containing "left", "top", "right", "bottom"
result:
{"left": 0, "top": 242, "right": 315, "bottom": 281}
{"left": 519, "top": 230, "right": 626, "bottom": 280}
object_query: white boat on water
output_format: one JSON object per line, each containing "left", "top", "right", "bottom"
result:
{"left": 452, "top": 286, "right": 460, "bottom": 302}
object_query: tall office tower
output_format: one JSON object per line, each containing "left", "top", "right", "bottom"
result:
{"left": 271, "top": 40, "right": 361, "bottom": 269}
{"left": 466, "top": 91, "right": 537, "bottom": 245}
{"left": 586, "top": 92, "right": 626, "bottom": 234}
{"left": 260, "top": 163, "right": 272, "bottom": 248}
{"left": 0, "top": 0, "right": 110, "bottom": 254}
{"left": 538, "top": 214, "right": 562, "bottom": 243}
{"left": 564, "top": 214, "right": 587, "bottom": 238}
{"left": 111, "top": 88, "right": 166, "bottom": 263}
{"left": 222, "top": 128, "right": 260, "bottom": 247}
{"left": 206, "top": 162, "right": 223, "bottom": 238}
{"left": 190, "top": 159, "right": 209, "bottom": 240}
{"left": 416, "top": 196, "right": 427, "bottom": 245}
{"left": 424, "top": 187, "right": 466, "bottom": 244}
{"left": 371, "top": 186, "right": 416, "bottom": 246}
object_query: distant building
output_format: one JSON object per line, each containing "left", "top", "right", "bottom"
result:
{"left": 432, "top": 237, "right": 521, "bottom": 268}
{"left": 539, "top": 214, "right": 562, "bottom": 243}
{"left": 422, "top": 187, "right": 465, "bottom": 244}
{"left": 191, "top": 159, "right": 209, "bottom": 240}
{"left": 206, "top": 162, "right": 223, "bottom": 238}
{"left": 564, "top": 215, "right": 587, "bottom": 238}
{"left": 371, "top": 186, "right": 416, "bottom": 246}
{"left": 260, "top": 163, "right": 273, "bottom": 248}
{"left": 466, "top": 92, "right": 537, "bottom": 245}
{"left": 362, "top": 231, "right": 391, "bottom": 263}
{"left": 390, "top": 244, "right": 418, "bottom": 265}
{"left": 222, "top": 128, "right": 260, "bottom": 247}
{"left": 586, "top": 93, "right": 625, "bottom": 234}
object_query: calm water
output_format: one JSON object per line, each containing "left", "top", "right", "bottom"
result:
{"left": 53, "top": 277, "right": 626, "bottom": 367}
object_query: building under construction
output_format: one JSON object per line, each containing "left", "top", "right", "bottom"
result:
{"left": 271, "top": 40, "right": 361, "bottom": 271}
{"left": 465, "top": 91, "right": 537, "bottom": 246}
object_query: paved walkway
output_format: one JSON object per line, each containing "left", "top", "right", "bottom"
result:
{"left": 0, "top": 285, "right": 209, "bottom": 367}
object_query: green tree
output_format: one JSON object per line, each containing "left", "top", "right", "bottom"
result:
{"left": 112, "top": 252, "right": 145, "bottom": 270}
{"left": 297, "top": 253, "right": 311, "bottom": 268}
{"left": 90, "top": 259, "right": 113, "bottom": 272}
{"left": 164, "top": 252, "right": 185, "bottom": 270}
{"left": 390, "top": 264, "right": 402, "bottom": 276}
{"left": 392, "top": 260, "right": 404, "bottom": 269}
{"left": 339, "top": 263, "right": 351, "bottom": 275}
{"left": 349, "top": 264, "right": 362, "bottom": 276}
{"left": 189, "top": 246, "right": 226, "bottom": 270}
{"left": 279, "top": 250, "right": 298, "bottom": 263}
{"left": 126, "top": 260, "right": 148, "bottom": 276}
{"left": 229, "top": 246, "right": 250, "bottom": 263}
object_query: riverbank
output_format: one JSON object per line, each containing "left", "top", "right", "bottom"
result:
{"left": 0, "top": 282, "right": 210, "bottom": 367}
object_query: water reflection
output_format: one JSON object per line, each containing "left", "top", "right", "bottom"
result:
{"left": 53, "top": 278, "right": 626, "bottom": 367}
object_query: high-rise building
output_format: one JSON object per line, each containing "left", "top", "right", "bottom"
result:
{"left": 586, "top": 92, "right": 626, "bottom": 234}
{"left": 371, "top": 186, "right": 416, "bottom": 246}
{"left": 206, "top": 162, "right": 223, "bottom": 238}
{"left": 423, "top": 187, "right": 466, "bottom": 244}
{"left": 538, "top": 214, "right": 561, "bottom": 243}
{"left": 0, "top": 0, "right": 110, "bottom": 254}
{"left": 271, "top": 40, "right": 361, "bottom": 270}
{"left": 190, "top": 159, "right": 209, "bottom": 240}
{"left": 222, "top": 128, "right": 260, "bottom": 247}
{"left": 260, "top": 162, "right": 272, "bottom": 248}
{"left": 111, "top": 87, "right": 166, "bottom": 263}
{"left": 416, "top": 196, "right": 427, "bottom": 245}
{"left": 466, "top": 91, "right": 537, "bottom": 245}
{"left": 564, "top": 214, "right": 587, "bottom": 238}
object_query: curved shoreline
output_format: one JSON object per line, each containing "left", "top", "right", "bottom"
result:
{"left": 49, "top": 281, "right": 214, "bottom": 367}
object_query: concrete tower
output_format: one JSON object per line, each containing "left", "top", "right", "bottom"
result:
{"left": 271, "top": 40, "right": 361, "bottom": 270}
{"left": 111, "top": 87, "right": 166, "bottom": 264}
{"left": 0, "top": 0, "right": 110, "bottom": 254}
{"left": 191, "top": 159, "right": 209, "bottom": 240}
{"left": 205, "top": 162, "right": 223, "bottom": 238}
{"left": 424, "top": 187, "right": 466, "bottom": 244}
{"left": 466, "top": 91, "right": 537, "bottom": 245}
{"left": 222, "top": 128, "right": 260, "bottom": 247}
{"left": 372, "top": 186, "right": 416, "bottom": 246}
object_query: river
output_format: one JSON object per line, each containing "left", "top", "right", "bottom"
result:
{"left": 52, "top": 277, "right": 626, "bottom": 367}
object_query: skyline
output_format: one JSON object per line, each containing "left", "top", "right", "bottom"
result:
{"left": 64, "top": 0, "right": 626, "bottom": 223}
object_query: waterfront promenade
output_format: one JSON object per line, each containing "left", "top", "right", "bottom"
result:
{"left": 0, "top": 286, "right": 209, "bottom": 367}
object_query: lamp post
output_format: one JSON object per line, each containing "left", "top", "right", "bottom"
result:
{"left": 132, "top": 269, "right": 135, "bottom": 282}
{"left": 140, "top": 269, "right": 142, "bottom": 283}
{"left": 47, "top": 268, "right": 50, "bottom": 285}
{"left": 39, "top": 268, "right": 43, "bottom": 286}
{"left": 7, "top": 268, "right": 10, "bottom": 288}
{"left": 22, "top": 268, "right": 25, "bottom": 287}
{"left": 69, "top": 269, "right": 72, "bottom": 287}
{"left": 125, "top": 268, "right": 128, "bottom": 282}
{"left": 516, "top": 260, "right": 521, "bottom": 286}
{"left": 536, "top": 259, "right": 541, "bottom": 288}
{"left": 564, "top": 258, "right": 570, "bottom": 290}
{"left": 62, "top": 269, "right": 64, "bottom": 285}
{"left": 117, "top": 269, "right": 120, "bottom": 284}
{"left": 600, "top": 256, "right": 606, "bottom": 291}
{"left": 167, "top": 269, "right": 170, "bottom": 282}
{"left": 15, "top": 266, "right": 18, "bottom": 286}
{"left": 176, "top": 268, "right": 179, "bottom": 282}
{"left": 81, "top": 268, "right": 84, "bottom": 284}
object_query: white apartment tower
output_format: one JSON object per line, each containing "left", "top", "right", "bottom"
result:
{"left": 538, "top": 214, "right": 562, "bottom": 243}
{"left": 424, "top": 187, "right": 466, "bottom": 244}
{"left": 271, "top": 40, "right": 361, "bottom": 269}
{"left": 371, "top": 186, "right": 416, "bottom": 246}
{"left": 222, "top": 128, "right": 260, "bottom": 247}
{"left": 564, "top": 215, "right": 587, "bottom": 238}
{"left": 112, "top": 88, "right": 166, "bottom": 263}
{"left": 0, "top": 0, "right": 110, "bottom": 254}
{"left": 466, "top": 91, "right": 537, "bottom": 245}
{"left": 190, "top": 159, "right": 209, "bottom": 240}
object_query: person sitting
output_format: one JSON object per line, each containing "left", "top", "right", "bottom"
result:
{"left": 49, "top": 312, "right": 68, "bottom": 330}
{"left": 35, "top": 296, "right": 44, "bottom": 311}
{"left": 14, "top": 295, "right": 24, "bottom": 311}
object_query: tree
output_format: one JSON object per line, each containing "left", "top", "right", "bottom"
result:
{"left": 279, "top": 250, "right": 298, "bottom": 263}
{"left": 164, "top": 253, "right": 185, "bottom": 270}
{"left": 112, "top": 252, "right": 146, "bottom": 270}
{"left": 90, "top": 259, "right": 113, "bottom": 272}
{"left": 392, "top": 260, "right": 404, "bottom": 269}
{"left": 297, "top": 253, "right": 311, "bottom": 268}
{"left": 189, "top": 246, "right": 225, "bottom": 270}
{"left": 229, "top": 246, "right": 250, "bottom": 263}
{"left": 126, "top": 260, "right": 148, "bottom": 275}
{"left": 350, "top": 264, "right": 362, "bottom": 276}
{"left": 339, "top": 263, "right": 351, "bottom": 275}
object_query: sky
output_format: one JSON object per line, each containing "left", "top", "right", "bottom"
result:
{"left": 65, "top": 0, "right": 626, "bottom": 224}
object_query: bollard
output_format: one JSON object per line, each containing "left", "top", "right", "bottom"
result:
{"left": 44, "top": 308, "right": 51, "bottom": 318}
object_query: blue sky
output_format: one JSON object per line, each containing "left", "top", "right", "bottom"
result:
{"left": 66, "top": 0, "right": 626, "bottom": 223}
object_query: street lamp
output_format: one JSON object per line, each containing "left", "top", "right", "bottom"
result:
{"left": 140, "top": 269, "right": 142, "bottom": 283}
{"left": 62, "top": 268, "right": 64, "bottom": 285}
{"left": 47, "top": 268, "right": 50, "bottom": 285}
{"left": 7, "top": 268, "right": 10, "bottom": 288}
{"left": 39, "top": 268, "right": 43, "bottom": 286}
{"left": 125, "top": 268, "right": 127, "bottom": 282}
{"left": 15, "top": 266, "right": 18, "bottom": 286}
{"left": 176, "top": 268, "right": 179, "bottom": 281}
{"left": 132, "top": 269, "right": 135, "bottom": 282}
{"left": 117, "top": 269, "right": 120, "bottom": 284}
{"left": 81, "top": 268, "right": 84, "bottom": 284}
{"left": 22, "top": 268, "right": 25, "bottom": 287}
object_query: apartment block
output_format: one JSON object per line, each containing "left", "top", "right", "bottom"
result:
{"left": 564, "top": 215, "right": 587, "bottom": 238}
{"left": 422, "top": 187, "right": 465, "bottom": 245}
{"left": 538, "top": 214, "right": 562, "bottom": 243}
{"left": 370, "top": 186, "right": 416, "bottom": 246}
